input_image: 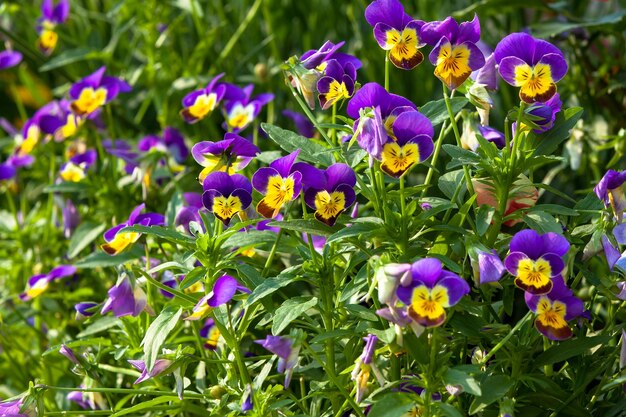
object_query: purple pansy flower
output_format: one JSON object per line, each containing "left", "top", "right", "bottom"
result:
{"left": 38, "top": 99, "right": 84, "bottom": 142}
{"left": 475, "top": 249, "right": 506, "bottom": 285}
{"left": 300, "top": 41, "right": 360, "bottom": 71}
{"left": 180, "top": 73, "right": 226, "bottom": 124}
{"left": 504, "top": 229, "right": 570, "bottom": 295}
{"left": 175, "top": 192, "right": 205, "bottom": 234}
{"left": 0, "top": 50, "right": 23, "bottom": 70}
{"left": 69, "top": 66, "right": 132, "bottom": 116}
{"left": 255, "top": 333, "right": 302, "bottom": 388}
{"left": 138, "top": 127, "right": 189, "bottom": 165}
{"left": 191, "top": 133, "right": 260, "bottom": 182}
{"left": 294, "top": 163, "right": 357, "bottom": 226}
{"left": 595, "top": 170, "right": 626, "bottom": 223}
{"left": 347, "top": 83, "right": 434, "bottom": 176}
{"left": 365, "top": 0, "right": 425, "bottom": 70}
{"left": 101, "top": 203, "right": 165, "bottom": 255}
{"left": 67, "top": 386, "right": 106, "bottom": 410}
{"left": 0, "top": 397, "right": 36, "bottom": 416}
{"left": 61, "top": 199, "right": 80, "bottom": 238}
{"left": 494, "top": 32, "right": 568, "bottom": 103}
{"left": 75, "top": 301, "right": 98, "bottom": 320}
{"left": 396, "top": 258, "right": 470, "bottom": 327}
{"left": 37, "top": 0, "right": 69, "bottom": 55}
{"left": 19, "top": 264, "right": 77, "bottom": 301}
{"left": 519, "top": 93, "right": 562, "bottom": 134}
{"left": 200, "top": 318, "right": 221, "bottom": 349}
{"left": 101, "top": 274, "right": 150, "bottom": 317}
{"left": 202, "top": 172, "right": 253, "bottom": 225}
{"left": 525, "top": 276, "right": 583, "bottom": 340}
{"left": 282, "top": 110, "right": 315, "bottom": 138}
{"left": 252, "top": 150, "right": 303, "bottom": 218}
{"left": 351, "top": 334, "right": 384, "bottom": 403}
{"left": 472, "top": 52, "right": 497, "bottom": 91}
{"left": 478, "top": 125, "right": 505, "bottom": 149}
{"left": 421, "top": 15, "right": 486, "bottom": 89}
{"left": 220, "top": 83, "right": 274, "bottom": 133}
{"left": 59, "top": 149, "right": 97, "bottom": 182}
{"left": 128, "top": 359, "right": 173, "bottom": 384}
{"left": 185, "top": 275, "right": 243, "bottom": 321}
{"left": 317, "top": 59, "right": 357, "bottom": 110}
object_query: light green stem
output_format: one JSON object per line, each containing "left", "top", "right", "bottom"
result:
{"left": 481, "top": 311, "right": 532, "bottom": 365}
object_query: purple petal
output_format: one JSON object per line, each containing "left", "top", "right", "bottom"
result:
{"left": 504, "top": 252, "right": 528, "bottom": 275}
{"left": 292, "top": 162, "right": 326, "bottom": 190}
{"left": 0, "top": 163, "right": 16, "bottom": 180}
{"left": 538, "top": 53, "right": 568, "bottom": 83}
{"left": 421, "top": 16, "right": 459, "bottom": 46}
{"left": 365, "top": 0, "right": 412, "bottom": 29}
{"left": 255, "top": 335, "right": 292, "bottom": 358}
{"left": 347, "top": 82, "right": 388, "bottom": 118}
{"left": 48, "top": 264, "right": 77, "bottom": 280}
{"left": 270, "top": 150, "right": 300, "bottom": 177}
{"left": 457, "top": 14, "right": 480, "bottom": 44}
{"left": 325, "top": 163, "right": 356, "bottom": 191}
{"left": 392, "top": 110, "right": 434, "bottom": 143}
{"left": 207, "top": 275, "right": 239, "bottom": 307}
{"left": 103, "top": 224, "right": 125, "bottom": 242}
{"left": 411, "top": 135, "right": 435, "bottom": 162}
{"left": 410, "top": 258, "right": 443, "bottom": 288}
{"left": 494, "top": 33, "right": 535, "bottom": 66}
{"left": 437, "top": 273, "right": 470, "bottom": 306}
{"left": 541, "top": 233, "right": 570, "bottom": 257}
{"left": 541, "top": 253, "right": 565, "bottom": 277}
{"left": 497, "top": 56, "right": 528, "bottom": 86}
{"left": 203, "top": 171, "right": 234, "bottom": 195}
{"left": 509, "top": 229, "right": 544, "bottom": 260}
{"left": 0, "top": 50, "right": 23, "bottom": 70}
{"left": 478, "top": 250, "right": 506, "bottom": 284}
{"left": 602, "top": 235, "right": 621, "bottom": 271}
{"left": 127, "top": 203, "right": 146, "bottom": 225}
{"left": 282, "top": 110, "right": 315, "bottom": 138}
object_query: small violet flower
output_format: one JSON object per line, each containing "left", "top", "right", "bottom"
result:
{"left": 255, "top": 333, "right": 302, "bottom": 388}
{"left": 221, "top": 83, "right": 274, "bottom": 133}
{"left": 202, "top": 172, "right": 253, "bottom": 225}
{"left": 594, "top": 169, "right": 626, "bottom": 223}
{"left": 471, "top": 249, "right": 506, "bottom": 285}
{"left": 351, "top": 334, "right": 384, "bottom": 403}
{"left": 19, "top": 264, "right": 77, "bottom": 301}
{"left": 494, "top": 32, "right": 568, "bottom": 103}
{"left": 101, "top": 203, "right": 165, "bottom": 255}
{"left": 180, "top": 73, "right": 226, "bottom": 124}
{"left": 101, "top": 274, "right": 150, "bottom": 318}
{"left": 69, "top": 66, "right": 132, "bottom": 116}
{"left": 0, "top": 50, "right": 23, "bottom": 70}
{"left": 282, "top": 110, "right": 315, "bottom": 138}
{"left": 128, "top": 359, "right": 173, "bottom": 384}
{"left": 59, "top": 149, "right": 97, "bottom": 182}
{"left": 75, "top": 301, "right": 98, "bottom": 320}
{"left": 191, "top": 134, "right": 260, "bottom": 182}
{"left": 185, "top": 275, "right": 244, "bottom": 321}
{"left": 252, "top": 150, "right": 303, "bottom": 218}
{"left": 200, "top": 318, "right": 221, "bottom": 350}
{"left": 504, "top": 229, "right": 570, "bottom": 295}
{"left": 37, "top": 0, "right": 69, "bottom": 55}
{"left": 317, "top": 59, "right": 357, "bottom": 110}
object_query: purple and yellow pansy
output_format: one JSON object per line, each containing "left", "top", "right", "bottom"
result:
{"left": 396, "top": 258, "right": 470, "bottom": 328}
{"left": 200, "top": 318, "right": 221, "bottom": 350}
{"left": 202, "top": 172, "right": 253, "bottom": 225}
{"left": 252, "top": 150, "right": 302, "bottom": 218}
{"left": 421, "top": 15, "right": 486, "bottom": 90}
{"left": 20, "top": 265, "right": 77, "bottom": 301}
{"left": 365, "top": 0, "right": 425, "bottom": 70}
{"left": 494, "top": 33, "right": 567, "bottom": 103}
{"left": 59, "top": 149, "right": 96, "bottom": 182}
{"left": 191, "top": 134, "right": 259, "bottom": 182}
{"left": 504, "top": 229, "right": 570, "bottom": 295}
{"left": 180, "top": 73, "right": 226, "bottom": 124}
{"left": 101, "top": 274, "right": 150, "bottom": 317}
{"left": 294, "top": 162, "right": 357, "bottom": 226}
{"left": 221, "top": 83, "right": 274, "bottom": 133}
{"left": 185, "top": 275, "right": 243, "bottom": 321}
{"left": 101, "top": 203, "right": 165, "bottom": 255}
{"left": 317, "top": 59, "right": 357, "bottom": 110}
{"left": 255, "top": 333, "right": 302, "bottom": 388}
{"left": 69, "top": 66, "right": 132, "bottom": 116}
{"left": 525, "top": 276, "right": 583, "bottom": 340}
{"left": 37, "top": 0, "right": 69, "bottom": 55}
{"left": 595, "top": 170, "right": 626, "bottom": 223}
{"left": 39, "top": 100, "right": 84, "bottom": 142}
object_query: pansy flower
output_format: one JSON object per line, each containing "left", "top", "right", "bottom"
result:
{"left": 138, "top": 127, "right": 189, "bottom": 165}
{"left": 101, "top": 274, "right": 151, "bottom": 317}
{"left": 525, "top": 276, "right": 583, "bottom": 340}
{"left": 396, "top": 258, "right": 470, "bottom": 327}
{"left": 255, "top": 332, "right": 302, "bottom": 388}
{"left": 317, "top": 59, "right": 357, "bottom": 110}
{"left": 351, "top": 334, "right": 384, "bottom": 403}
{"left": 494, "top": 33, "right": 567, "bottom": 103}
{"left": 128, "top": 359, "right": 173, "bottom": 384}
{"left": 221, "top": 83, "right": 274, "bottom": 133}
{"left": 175, "top": 192, "right": 205, "bottom": 234}
{"left": 0, "top": 397, "right": 37, "bottom": 417}
{"left": 19, "top": 265, "right": 77, "bottom": 301}
{"left": 365, "top": 0, "right": 426, "bottom": 70}
{"left": 504, "top": 229, "right": 570, "bottom": 295}
{"left": 180, "top": 73, "right": 226, "bottom": 124}
{"left": 252, "top": 150, "right": 302, "bottom": 218}
{"left": 294, "top": 163, "right": 356, "bottom": 226}
{"left": 347, "top": 83, "right": 434, "bottom": 176}
{"left": 471, "top": 249, "right": 506, "bottom": 285}
{"left": 101, "top": 203, "right": 165, "bottom": 255}
{"left": 67, "top": 386, "right": 107, "bottom": 411}
{"left": 38, "top": 99, "right": 84, "bottom": 142}
{"left": 59, "top": 149, "right": 97, "bottom": 182}
{"left": 200, "top": 318, "right": 221, "bottom": 350}
{"left": 300, "top": 40, "right": 361, "bottom": 71}
{"left": 37, "top": 0, "right": 69, "bottom": 55}
{"left": 69, "top": 66, "right": 132, "bottom": 116}
{"left": 0, "top": 50, "right": 22, "bottom": 70}
{"left": 202, "top": 172, "right": 253, "bottom": 225}
{"left": 595, "top": 170, "right": 626, "bottom": 223}
{"left": 185, "top": 275, "right": 243, "bottom": 321}
{"left": 421, "top": 15, "right": 486, "bottom": 90}
{"left": 75, "top": 301, "right": 98, "bottom": 320}
{"left": 191, "top": 134, "right": 260, "bottom": 182}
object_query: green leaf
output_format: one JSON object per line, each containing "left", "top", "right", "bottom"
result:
{"left": 421, "top": 97, "right": 468, "bottom": 126}
{"left": 109, "top": 396, "right": 177, "bottom": 417}
{"left": 523, "top": 211, "right": 563, "bottom": 234}
{"left": 476, "top": 205, "right": 495, "bottom": 236}
{"left": 221, "top": 230, "right": 281, "bottom": 249}
{"left": 436, "top": 403, "right": 465, "bottom": 417}
{"left": 76, "top": 316, "right": 121, "bottom": 338}
{"left": 534, "top": 335, "right": 611, "bottom": 367}
{"left": 444, "top": 368, "right": 482, "bottom": 396}
{"left": 529, "top": 204, "right": 578, "bottom": 217}
{"left": 368, "top": 393, "right": 415, "bottom": 417}
{"left": 74, "top": 246, "right": 144, "bottom": 268}
{"left": 142, "top": 306, "right": 183, "bottom": 372}
{"left": 438, "top": 169, "right": 466, "bottom": 200}
{"left": 43, "top": 182, "right": 91, "bottom": 193}
{"left": 121, "top": 225, "right": 194, "bottom": 246}
{"left": 268, "top": 219, "right": 335, "bottom": 236}
{"left": 326, "top": 221, "right": 384, "bottom": 244}
{"left": 67, "top": 222, "right": 106, "bottom": 259}
{"left": 344, "top": 304, "right": 378, "bottom": 321}
{"left": 272, "top": 296, "right": 318, "bottom": 335}
{"left": 532, "top": 107, "right": 584, "bottom": 156}
{"left": 39, "top": 48, "right": 99, "bottom": 72}
{"left": 442, "top": 144, "right": 482, "bottom": 165}
{"left": 469, "top": 375, "right": 514, "bottom": 414}
{"left": 245, "top": 271, "right": 299, "bottom": 307}
{"left": 262, "top": 123, "right": 334, "bottom": 166}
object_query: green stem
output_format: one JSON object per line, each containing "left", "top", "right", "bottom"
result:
{"left": 543, "top": 337, "right": 553, "bottom": 376}
{"left": 399, "top": 175, "right": 408, "bottom": 253}
{"left": 330, "top": 102, "right": 338, "bottom": 145}
{"left": 420, "top": 119, "right": 451, "bottom": 198}
{"left": 384, "top": 52, "right": 390, "bottom": 91}
{"left": 41, "top": 385, "right": 203, "bottom": 399}
{"left": 287, "top": 80, "right": 333, "bottom": 147}
{"left": 481, "top": 311, "right": 532, "bottom": 365}
{"left": 262, "top": 228, "right": 284, "bottom": 277}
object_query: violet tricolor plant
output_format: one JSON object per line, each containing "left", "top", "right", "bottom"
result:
{"left": 2, "top": 1, "right": 624, "bottom": 417}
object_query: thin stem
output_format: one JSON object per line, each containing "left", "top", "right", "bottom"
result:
{"left": 384, "top": 52, "right": 390, "bottom": 91}
{"left": 420, "top": 120, "right": 452, "bottom": 198}
{"left": 41, "top": 385, "right": 203, "bottom": 399}
{"left": 481, "top": 311, "right": 532, "bottom": 365}
{"left": 287, "top": 80, "right": 333, "bottom": 147}
{"left": 399, "top": 175, "right": 408, "bottom": 253}
{"left": 214, "top": 0, "right": 264, "bottom": 68}
{"left": 262, "top": 228, "right": 284, "bottom": 277}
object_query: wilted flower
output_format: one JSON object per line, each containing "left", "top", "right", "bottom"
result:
{"left": 252, "top": 150, "right": 302, "bottom": 218}
{"left": 101, "top": 274, "right": 150, "bottom": 317}
{"left": 19, "top": 264, "right": 77, "bottom": 301}
{"left": 67, "top": 385, "right": 107, "bottom": 410}
{"left": 128, "top": 359, "right": 173, "bottom": 384}
{"left": 421, "top": 15, "right": 486, "bottom": 89}
{"left": 255, "top": 332, "right": 302, "bottom": 388}
{"left": 396, "top": 258, "right": 470, "bottom": 327}
{"left": 523, "top": 93, "right": 562, "bottom": 133}
{"left": 180, "top": 73, "right": 226, "bottom": 124}
{"left": 101, "top": 203, "right": 165, "bottom": 255}
{"left": 69, "top": 66, "right": 132, "bottom": 116}
{"left": 202, "top": 172, "right": 253, "bottom": 225}
{"left": 365, "top": 0, "right": 425, "bottom": 70}
{"left": 294, "top": 162, "right": 357, "bottom": 226}
{"left": 138, "top": 127, "right": 189, "bottom": 165}
{"left": 221, "top": 83, "right": 274, "bottom": 133}
{"left": 185, "top": 275, "right": 242, "bottom": 321}
{"left": 37, "top": 0, "right": 69, "bottom": 55}
{"left": 59, "top": 344, "right": 80, "bottom": 366}
{"left": 525, "top": 276, "right": 583, "bottom": 340}
{"left": 191, "top": 134, "right": 259, "bottom": 182}
{"left": 504, "top": 229, "right": 570, "bottom": 295}
{"left": 0, "top": 50, "right": 23, "bottom": 70}
{"left": 351, "top": 334, "right": 384, "bottom": 402}
{"left": 594, "top": 170, "right": 626, "bottom": 223}
{"left": 494, "top": 33, "right": 567, "bottom": 103}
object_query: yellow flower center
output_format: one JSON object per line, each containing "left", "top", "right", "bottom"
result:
{"left": 514, "top": 63, "right": 554, "bottom": 101}
{"left": 227, "top": 103, "right": 255, "bottom": 131}
{"left": 59, "top": 115, "right": 79, "bottom": 140}
{"left": 536, "top": 298, "right": 568, "bottom": 329}
{"left": 213, "top": 195, "right": 243, "bottom": 222}
{"left": 60, "top": 162, "right": 86, "bottom": 182}
{"left": 101, "top": 232, "right": 141, "bottom": 255}
{"left": 410, "top": 285, "right": 449, "bottom": 321}
{"left": 72, "top": 87, "right": 108, "bottom": 115}
{"left": 381, "top": 142, "right": 419, "bottom": 177}
{"left": 314, "top": 190, "right": 346, "bottom": 221}
{"left": 188, "top": 93, "right": 218, "bottom": 119}
{"left": 19, "top": 126, "right": 41, "bottom": 155}
{"left": 38, "top": 29, "right": 58, "bottom": 52}
{"left": 516, "top": 258, "right": 551, "bottom": 291}
{"left": 435, "top": 43, "right": 472, "bottom": 88}
{"left": 386, "top": 27, "right": 419, "bottom": 62}
{"left": 265, "top": 175, "right": 295, "bottom": 209}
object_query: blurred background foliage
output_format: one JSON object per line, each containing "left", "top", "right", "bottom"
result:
{"left": 0, "top": 0, "right": 625, "bottom": 402}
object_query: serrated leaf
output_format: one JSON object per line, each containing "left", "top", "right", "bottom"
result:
{"left": 142, "top": 306, "right": 183, "bottom": 372}
{"left": 262, "top": 123, "right": 334, "bottom": 166}
{"left": 67, "top": 222, "right": 106, "bottom": 259}
{"left": 272, "top": 296, "right": 318, "bottom": 335}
